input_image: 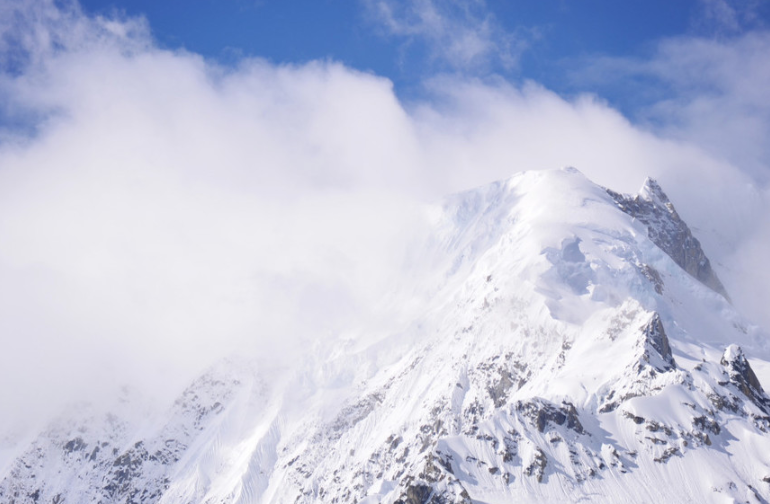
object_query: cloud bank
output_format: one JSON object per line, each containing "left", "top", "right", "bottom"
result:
{"left": 1, "top": 0, "right": 769, "bottom": 428}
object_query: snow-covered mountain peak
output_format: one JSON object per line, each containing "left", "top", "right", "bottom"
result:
{"left": 638, "top": 177, "right": 671, "bottom": 207}
{"left": 721, "top": 345, "right": 768, "bottom": 410}
{"left": 604, "top": 174, "right": 730, "bottom": 301}
{"left": 3, "top": 168, "right": 770, "bottom": 504}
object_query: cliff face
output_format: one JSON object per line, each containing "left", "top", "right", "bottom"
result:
{"left": 2, "top": 168, "right": 768, "bottom": 504}
{"left": 606, "top": 178, "right": 730, "bottom": 301}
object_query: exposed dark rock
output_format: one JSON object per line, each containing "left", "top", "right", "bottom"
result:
{"left": 653, "top": 447, "right": 680, "bottom": 463}
{"left": 749, "top": 485, "right": 770, "bottom": 504}
{"left": 174, "top": 374, "right": 238, "bottom": 431}
{"left": 721, "top": 345, "right": 770, "bottom": 414}
{"left": 639, "top": 313, "right": 676, "bottom": 372}
{"left": 695, "top": 433, "right": 712, "bottom": 446}
{"left": 645, "top": 420, "right": 672, "bottom": 436}
{"left": 396, "top": 483, "right": 432, "bottom": 504}
{"left": 435, "top": 451, "right": 454, "bottom": 474}
{"left": 517, "top": 399, "right": 585, "bottom": 435}
{"left": 501, "top": 432, "right": 519, "bottom": 463}
{"left": 639, "top": 264, "right": 664, "bottom": 295}
{"left": 622, "top": 411, "right": 645, "bottom": 425}
{"left": 524, "top": 448, "right": 548, "bottom": 483}
{"left": 693, "top": 416, "right": 721, "bottom": 436}
{"left": 62, "top": 437, "right": 87, "bottom": 454}
{"left": 607, "top": 178, "right": 729, "bottom": 301}
{"left": 88, "top": 445, "right": 101, "bottom": 462}
{"left": 707, "top": 391, "right": 740, "bottom": 414}
{"left": 388, "top": 435, "right": 403, "bottom": 449}
{"left": 419, "top": 454, "right": 444, "bottom": 483}
{"left": 487, "top": 369, "right": 515, "bottom": 408}
{"left": 325, "top": 393, "right": 384, "bottom": 443}
{"left": 100, "top": 439, "right": 178, "bottom": 504}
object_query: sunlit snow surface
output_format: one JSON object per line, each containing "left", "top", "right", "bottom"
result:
{"left": 3, "top": 168, "right": 770, "bottom": 504}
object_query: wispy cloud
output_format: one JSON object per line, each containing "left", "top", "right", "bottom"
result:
{"left": 0, "top": 0, "right": 149, "bottom": 72}
{"left": 693, "top": 0, "right": 769, "bottom": 35}
{"left": 572, "top": 31, "right": 770, "bottom": 184}
{"left": 363, "top": 0, "right": 533, "bottom": 72}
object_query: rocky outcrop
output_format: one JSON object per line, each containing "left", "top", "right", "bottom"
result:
{"left": 396, "top": 484, "right": 433, "bottom": 504}
{"left": 516, "top": 399, "right": 585, "bottom": 435}
{"left": 599, "top": 312, "right": 680, "bottom": 413}
{"left": 639, "top": 313, "right": 676, "bottom": 372}
{"left": 0, "top": 368, "right": 240, "bottom": 504}
{"left": 607, "top": 178, "right": 729, "bottom": 301}
{"left": 721, "top": 345, "right": 770, "bottom": 414}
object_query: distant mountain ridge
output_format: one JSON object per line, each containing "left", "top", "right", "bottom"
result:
{"left": 2, "top": 168, "right": 769, "bottom": 504}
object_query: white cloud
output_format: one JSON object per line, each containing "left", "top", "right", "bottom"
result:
{"left": 693, "top": 0, "right": 768, "bottom": 34}
{"left": 645, "top": 33, "right": 770, "bottom": 182}
{"left": 569, "top": 27, "right": 770, "bottom": 336}
{"left": 363, "top": 0, "right": 531, "bottom": 71}
{"left": 0, "top": 8, "right": 428, "bottom": 424}
{"left": 641, "top": 31, "right": 770, "bottom": 331}
{"left": 1, "top": 0, "right": 770, "bottom": 429}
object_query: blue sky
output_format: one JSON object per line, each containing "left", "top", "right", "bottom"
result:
{"left": 76, "top": 0, "right": 766, "bottom": 111}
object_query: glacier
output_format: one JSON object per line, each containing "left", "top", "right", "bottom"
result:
{"left": 2, "top": 167, "right": 770, "bottom": 504}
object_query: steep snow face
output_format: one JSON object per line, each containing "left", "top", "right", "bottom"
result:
{"left": 3, "top": 168, "right": 770, "bottom": 504}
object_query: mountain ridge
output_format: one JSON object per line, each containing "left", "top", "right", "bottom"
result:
{"left": 606, "top": 176, "right": 730, "bottom": 301}
{"left": 2, "top": 168, "right": 769, "bottom": 504}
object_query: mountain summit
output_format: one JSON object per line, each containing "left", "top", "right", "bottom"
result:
{"left": 2, "top": 168, "right": 769, "bottom": 504}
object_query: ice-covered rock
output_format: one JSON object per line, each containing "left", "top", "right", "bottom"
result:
{"left": 606, "top": 178, "right": 730, "bottom": 301}
{"left": 721, "top": 344, "right": 770, "bottom": 413}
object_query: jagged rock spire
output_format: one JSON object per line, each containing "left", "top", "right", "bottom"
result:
{"left": 721, "top": 345, "right": 769, "bottom": 413}
{"left": 640, "top": 313, "right": 676, "bottom": 373}
{"left": 606, "top": 178, "right": 730, "bottom": 301}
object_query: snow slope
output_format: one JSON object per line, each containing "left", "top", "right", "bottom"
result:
{"left": 3, "top": 167, "right": 770, "bottom": 504}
